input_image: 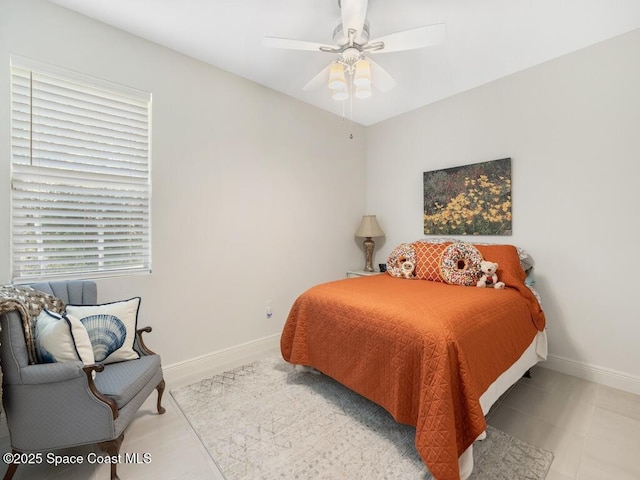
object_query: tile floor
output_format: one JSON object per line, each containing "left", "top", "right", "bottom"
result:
{"left": 1, "top": 360, "right": 639, "bottom": 479}
{"left": 487, "top": 365, "right": 640, "bottom": 480}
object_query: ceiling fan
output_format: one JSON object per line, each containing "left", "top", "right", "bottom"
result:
{"left": 263, "top": 0, "right": 445, "bottom": 100}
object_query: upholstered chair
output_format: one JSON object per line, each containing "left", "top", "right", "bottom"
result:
{"left": 0, "top": 280, "right": 165, "bottom": 480}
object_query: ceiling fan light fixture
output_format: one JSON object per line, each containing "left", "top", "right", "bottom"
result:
{"left": 355, "top": 84, "right": 372, "bottom": 99}
{"left": 354, "top": 59, "right": 371, "bottom": 87}
{"left": 328, "top": 63, "right": 347, "bottom": 90}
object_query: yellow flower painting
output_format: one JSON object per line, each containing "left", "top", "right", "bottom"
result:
{"left": 423, "top": 158, "right": 512, "bottom": 235}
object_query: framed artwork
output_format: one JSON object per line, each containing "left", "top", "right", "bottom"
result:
{"left": 423, "top": 157, "right": 512, "bottom": 235}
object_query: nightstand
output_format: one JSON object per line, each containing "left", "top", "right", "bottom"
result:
{"left": 346, "top": 270, "right": 381, "bottom": 278}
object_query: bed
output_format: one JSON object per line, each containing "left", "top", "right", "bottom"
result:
{"left": 281, "top": 242, "right": 546, "bottom": 480}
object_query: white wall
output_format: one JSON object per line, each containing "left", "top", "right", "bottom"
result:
{"left": 366, "top": 29, "right": 640, "bottom": 392}
{"left": 2, "top": 0, "right": 638, "bottom": 394}
{"left": 0, "top": 0, "right": 366, "bottom": 366}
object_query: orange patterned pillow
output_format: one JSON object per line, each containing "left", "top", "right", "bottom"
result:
{"left": 411, "top": 241, "right": 451, "bottom": 281}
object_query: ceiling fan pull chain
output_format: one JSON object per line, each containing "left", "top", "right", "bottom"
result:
{"left": 349, "top": 74, "right": 354, "bottom": 139}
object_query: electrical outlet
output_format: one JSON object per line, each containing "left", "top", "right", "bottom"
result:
{"left": 266, "top": 301, "right": 273, "bottom": 319}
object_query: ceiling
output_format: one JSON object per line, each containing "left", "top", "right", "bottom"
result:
{"left": 48, "top": 0, "right": 640, "bottom": 126}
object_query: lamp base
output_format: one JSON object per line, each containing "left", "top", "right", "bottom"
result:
{"left": 363, "top": 237, "right": 375, "bottom": 272}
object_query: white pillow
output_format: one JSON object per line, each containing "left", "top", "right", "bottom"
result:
{"left": 66, "top": 297, "right": 140, "bottom": 364}
{"left": 35, "top": 309, "right": 95, "bottom": 365}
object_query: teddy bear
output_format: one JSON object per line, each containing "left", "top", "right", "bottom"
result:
{"left": 400, "top": 260, "right": 416, "bottom": 279}
{"left": 476, "top": 260, "right": 505, "bottom": 289}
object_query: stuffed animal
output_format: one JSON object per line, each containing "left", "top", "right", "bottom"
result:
{"left": 400, "top": 260, "right": 416, "bottom": 279}
{"left": 476, "top": 260, "right": 505, "bottom": 289}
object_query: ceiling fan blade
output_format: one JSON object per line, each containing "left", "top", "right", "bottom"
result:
{"left": 369, "top": 23, "right": 446, "bottom": 53}
{"left": 303, "top": 64, "right": 332, "bottom": 91}
{"left": 263, "top": 36, "right": 334, "bottom": 52}
{"left": 340, "top": 0, "right": 368, "bottom": 38}
{"left": 368, "top": 58, "right": 396, "bottom": 92}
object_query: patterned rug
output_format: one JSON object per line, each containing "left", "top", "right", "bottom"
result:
{"left": 171, "top": 355, "right": 553, "bottom": 480}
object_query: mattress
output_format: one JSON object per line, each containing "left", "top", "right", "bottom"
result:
{"left": 458, "top": 329, "right": 547, "bottom": 479}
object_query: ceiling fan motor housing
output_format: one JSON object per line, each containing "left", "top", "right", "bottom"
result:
{"left": 342, "top": 47, "right": 362, "bottom": 64}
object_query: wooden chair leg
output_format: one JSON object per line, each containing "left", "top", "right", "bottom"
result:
{"left": 2, "top": 450, "right": 19, "bottom": 480}
{"left": 97, "top": 433, "right": 125, "bottom": 480}
{"left": 156, "top": 379, "right": 166, "bottom": 414}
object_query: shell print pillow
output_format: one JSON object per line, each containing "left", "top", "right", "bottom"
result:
{"left": 66, "top": 297, "right": 140, "bottom": 364}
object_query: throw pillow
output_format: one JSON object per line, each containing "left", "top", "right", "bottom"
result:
{"left": 34, "top": 309, "right": 95, "bottom": 365}
{"left": 66, "top": 297, "right": 141, "bottom": 364}
{"left": 0, "top": 284, "right": 66, "bottom": 365}
{"left": 411, "top": 241, "right": 452, "bottom": 281}
{"left": 439, "top": 242, "right": 484, "bottom": 286}
{"left": 386, "top": 243, "right": 417, "bottom": 278}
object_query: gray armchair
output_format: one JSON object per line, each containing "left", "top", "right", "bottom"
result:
{"left": 0, "top": 280, "right": 165, "bottom": 480}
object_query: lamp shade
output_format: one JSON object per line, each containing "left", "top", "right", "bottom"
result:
{"left": 355, "top": 215, "right": 385, "bottom": 238}
{"left": 354, "top": 59, "right": 371, "bottom": 87}
{"left": 328, "top": 63, "right": 347, "bottom": 90}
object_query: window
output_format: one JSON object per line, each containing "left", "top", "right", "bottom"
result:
{"left": 10, "top": 57, "right": 151, "bottom": 281}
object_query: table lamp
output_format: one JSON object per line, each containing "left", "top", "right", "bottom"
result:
{"left": 355, "top": 215, "right": 385, "bottom": 272}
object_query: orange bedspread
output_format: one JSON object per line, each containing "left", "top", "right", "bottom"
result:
{"left": 281, "top": 272, "right": 545, "bottom": 480}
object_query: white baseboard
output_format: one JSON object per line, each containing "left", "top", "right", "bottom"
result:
{"left": 163, "top": 334, "right": 281, "bottom": 389}
{"left": 542, "top": 354, "right": 640, "bottom": 395}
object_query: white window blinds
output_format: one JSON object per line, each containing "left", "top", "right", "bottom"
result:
{"left": 10, "top": 58, "right": 152, "bottom": 281}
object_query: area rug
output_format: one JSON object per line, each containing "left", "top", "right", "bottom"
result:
{"left": 171, "top": 355, "right": 553, "bottom": 480}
